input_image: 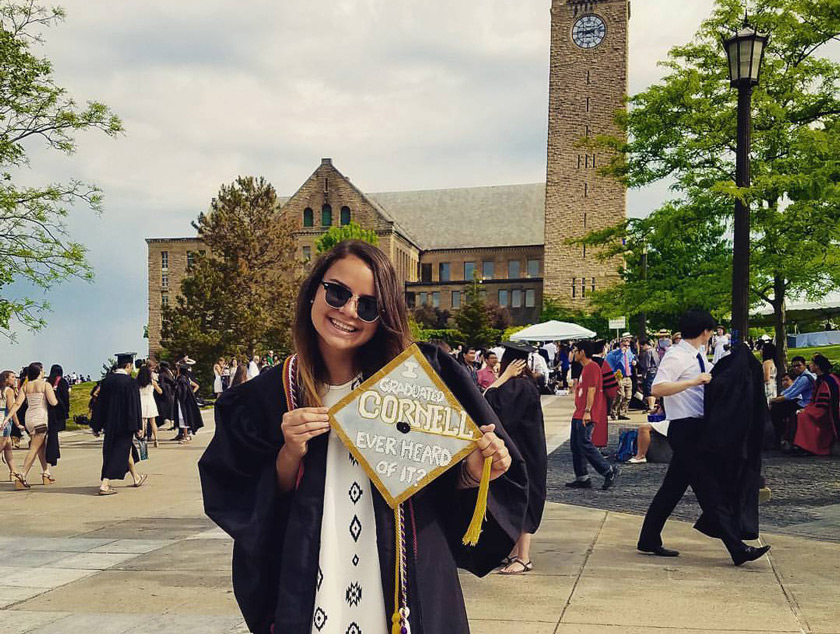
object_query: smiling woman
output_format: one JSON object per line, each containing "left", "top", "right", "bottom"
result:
{"left": 198, "top": 240, "right": 528, "bottom": 634}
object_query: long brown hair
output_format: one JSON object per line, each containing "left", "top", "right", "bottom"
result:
{"left": 293, "top": 240, "right": 410, "bottom": 406}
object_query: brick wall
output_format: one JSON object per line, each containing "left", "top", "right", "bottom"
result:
{"left": 543, "top": 0, "right": 628, "bottom": 304}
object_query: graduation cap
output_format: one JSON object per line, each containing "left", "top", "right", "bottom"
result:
{"left": 115, "top": 352, "right": 136, "bottom": 367}
{"left": 328, "top": 344, "right": 493, "bottom": 633}
{"left": 499, "top": 340, "right": 535, "bottom": 364}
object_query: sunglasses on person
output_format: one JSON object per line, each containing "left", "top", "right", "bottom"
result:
{"left": 320, "top": 281, "right": 380, "bottom": 323}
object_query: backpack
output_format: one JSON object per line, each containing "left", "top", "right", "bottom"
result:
{"left": 615, "top": 429, "right": 638, "bottom": 462}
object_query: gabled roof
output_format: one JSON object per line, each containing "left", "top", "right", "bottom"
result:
{"left": 368, "top": 183, "right": 545, "bottom": 251}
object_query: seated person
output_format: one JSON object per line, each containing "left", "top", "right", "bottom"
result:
{"left": 768, "top": 356, "right": 815, "bottom": 448}
{"left": 628, "top": 416, "right": 670, "bottom": 464}
{"left": 793, "top": 354, "right": 839, "bottom": 456}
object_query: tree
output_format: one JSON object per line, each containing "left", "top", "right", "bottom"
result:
{"left": 412, "top": 304, "right": 451, "bottom": 329}
{"left": 582, "top": 0, "right": 840, "bottom": 371}
{"left": 540, "top": 297, "right": 610, "bottom": 339}
{"left": 0, "top": 2, "right": 123, "bottom": 335}
{"left": 315, "top": 221, "right": 378, "bottom": 254}
{"left": 453, "top": 279, "right": 499, "bottom": 348}
{"left": 162, "top": 176, "right": 300, "bottom": 390}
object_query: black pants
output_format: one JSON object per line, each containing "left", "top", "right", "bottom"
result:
{"left": 769, "top": 399, "right": 800, "bottom": 447}
{"left": 638, "top": 418, "right": 746, "bottom": 558}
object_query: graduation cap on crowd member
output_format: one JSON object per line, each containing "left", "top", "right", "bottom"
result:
{"left": 498, "top": 341, "right": 535, "bottom": 364}
{"left": 115, "top": 352, "right": 136, "bottom": 367}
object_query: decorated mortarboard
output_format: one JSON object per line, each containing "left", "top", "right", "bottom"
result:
{"left": 115, "top": 352, "right": 136, "bottom": 366}
{"left": 499, "top": 340, "right": 535, "bottom": 361}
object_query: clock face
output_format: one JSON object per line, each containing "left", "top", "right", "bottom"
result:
{"left": 572, "top": 15, "right": 606, "bottom": 49}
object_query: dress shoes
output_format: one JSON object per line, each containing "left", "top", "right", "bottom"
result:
{"left": 732, "top": 544, "right": 771, "bottom": 566}
{"left": 565, "top": 479, "right": 592, "bottom": 489}
{"left": 637, "top": 544, "right": 680, "bottom": 557}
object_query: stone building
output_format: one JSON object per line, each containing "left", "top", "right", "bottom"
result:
{"left": 146, "top": 0, "right": 628, "bottom": 356}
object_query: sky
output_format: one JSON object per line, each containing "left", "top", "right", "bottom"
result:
{"left": 0, "top": 0, "right": 829, "bottom": 375}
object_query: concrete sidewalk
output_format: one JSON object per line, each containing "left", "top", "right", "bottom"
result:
{"left": 0, "top": 407, "right": 837, "bottom": 634}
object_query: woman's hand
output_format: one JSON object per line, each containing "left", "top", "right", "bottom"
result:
{"left": 501, "top": 359, "right": 526, "bottom": 381}
{"left": 463, "top": 424, "right": 511, "bottom": 484}
{"left": 280, "top": 407, "right": 331, "bottom": 459}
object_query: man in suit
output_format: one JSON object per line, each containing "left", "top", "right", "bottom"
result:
{"left": 636, "top": 310, "right": 770, "bottom": 566}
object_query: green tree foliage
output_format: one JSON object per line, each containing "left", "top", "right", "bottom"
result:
{"left": 315, "top": 221, "right": 379, "bottom": 254}
{"left": 161, "top": 177, "right": 300, "bottom": 389}
{"left": 454, "top": 279, "right": 500, "bottom": 348}
{"left": 540, "top": 297, "right": 611, "bottom": 338}
{"left": 581, "top": 0, "right": 840, "bottom": 366}
{"left": 412, "top": 303, "right": 451, "bottom": 329}
{"left": 0, "top": 2, "right": 123, "bottom": 335}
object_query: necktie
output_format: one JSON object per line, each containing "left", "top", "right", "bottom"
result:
{"left": 624, "top": 352, "right": 630, "bottom": 376}
{"left": 696, "top": 352, "right": 706, "bottom": 373}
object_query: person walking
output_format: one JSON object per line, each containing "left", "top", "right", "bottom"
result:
{"left": 137, "top": 365, "right": 162, "bottom": 448}
{"left": 637, "top": 309, "right": 770, "bottom": 565}
{"left": 0, "top": 370, "right": 22, "bottom": 483}
{"left": 174, "top": 364, "right": 203, "bottom": 443}
{"left": 213, "top": 358, "right": 224, "bottom": 398}
{"left": 93, "top": 353, "right": 147, "bottom": 495}
{"left": 45, "top": 364, "right": 70, "bottom": 481}
{"left": 2, "top": 363, "right": 59, "bottom": 489}
{"left": 606, "top": 334, "right": 635, "bottom": 420}
{"left": 566, "top": 341, "right": 620, "bottom": 490}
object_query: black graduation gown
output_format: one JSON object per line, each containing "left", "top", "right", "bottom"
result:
{"left": 94, "top": 372, "right": 142, "bottom": 480}
{"left": 484, "top": 377, "right": 547, "bottom": 534}
{"left": 46, "top": 377, "right": 69, "bottom": 466}
{"left": 174, "top": 376, "right": 204, "bottom": 433}
{"left": 155, "top": 371, "right": 176, "bottom": 424}
{"left": 695, "top": 343, "right": 765, "bottom": 540}
{"left": 198, "top": 343, "right": 529, "bottom": 634}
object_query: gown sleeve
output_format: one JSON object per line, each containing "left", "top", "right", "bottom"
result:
{"left": 419, "top": 343, "right": 529, "bottom": 576}
{"left": 197, "top": 366, "right": 290, "bottom": 634}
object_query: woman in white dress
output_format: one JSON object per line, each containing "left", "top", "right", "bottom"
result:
{"left": 762, "top": 342, "right": 778, "bottom": 401}
{"left": 213, "top": 358, "right": 224, "bottom": 397}
{"left": 137, "top": 365, "right": 162, "bottom": 447}
{"left": 2, "top": 362, "right": 58, "bottom": 489}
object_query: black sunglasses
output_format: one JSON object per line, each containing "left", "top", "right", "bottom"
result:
{"left": 320, "top": 281, "right": 381, "bottom": 323}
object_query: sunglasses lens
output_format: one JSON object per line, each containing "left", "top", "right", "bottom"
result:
{"left": 356, "top": 298, "right": 379, "bottom": 322}
{"left": 324, "top": 283, "right": 351, "bottom": 308}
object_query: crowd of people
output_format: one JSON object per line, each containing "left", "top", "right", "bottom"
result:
{"left": 210, "top": 352, "right": 284, "bottom": 398}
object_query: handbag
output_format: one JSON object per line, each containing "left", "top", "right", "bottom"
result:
{"left": 132, "top": 436, "right": 149, "bottom": 461}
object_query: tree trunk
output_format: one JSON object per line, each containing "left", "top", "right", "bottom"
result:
{"left": 773, "top": 275, "right": 787, "bottom": 391}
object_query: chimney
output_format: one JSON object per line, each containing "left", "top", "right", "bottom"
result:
{"left": 321, "top": 158, "right": 332, "bottom": 166}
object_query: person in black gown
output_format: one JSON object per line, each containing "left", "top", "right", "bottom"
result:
{"left": 44, "top": 364, "right": 70, "bottom": 482}
{"left": 173, "top": 364, "right": 203, "bottom": 443}
{"left": 93, "top": 353, "right": 146, "bottom": 495}
{"left": 484, "top": 341, "right": 547, "bottom": 575}
{"left": 199, "top": 241, "right": 528, "bottom": 634}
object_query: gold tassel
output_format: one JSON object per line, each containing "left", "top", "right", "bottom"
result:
{"left": 392, "top": 506, "right": 402, "bottom": 634}
{"left": 462, "top": 456, "right": 493, "bottom": 546}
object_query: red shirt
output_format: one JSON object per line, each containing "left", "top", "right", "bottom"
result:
{"left": 476, "top": 367, "right": 497, "bottom": 390}
{"left": 574, "top": 361, "right": 602, "bottom": 419}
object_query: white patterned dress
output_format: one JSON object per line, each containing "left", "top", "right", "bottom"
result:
{"left": 311, "top": 379, "right": 387, "bottom": 634}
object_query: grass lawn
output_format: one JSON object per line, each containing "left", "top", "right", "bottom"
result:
{"left": 765, "top": 345, "right": 840, "bottom": 366}
{"left": 66, "top": 381, "right": 95, "bottom": 430}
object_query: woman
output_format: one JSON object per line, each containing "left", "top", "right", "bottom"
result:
{"left": 45, "top": 364, "right": 70, "bottom": 480}
{"left": 762, "top": 343, "right": 778, "bottom": 402}
{"left": 198, "top": 241, "right": 526, "bottom": 634}
{"left": 230, "top": 361, "right": 248, "bottom": 387}
{"left": 793, "top": 354, "right": 839, "bottom": 455}
{"left": 484, "top": 343, "right": 547, "bottom": 575}
{"left": 0, "top": 370, "right": 22, "bottom": 481}
{"left": 174, "top": 365, "right": 202, "bottom": 443}
{"left": 213, "top": 358, "right": 224, "bottom": 398}
{"left": 3, "top": 362, "right": 58, "bottom": 489}
{"left": 137, "top": 365, "right": 162, "bottom": 447}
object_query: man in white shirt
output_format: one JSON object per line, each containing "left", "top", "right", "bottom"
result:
{"left": 637, "top": 309, "right": 770, "bottom": 566}
{"left": 247, "top": 356, "right": 260, "bottom": 380}
{"left": 528, "top": 350, "right": 550, "bottom": 392}
{"left": 543, "top": 341, "right": 557, "bottom": 366}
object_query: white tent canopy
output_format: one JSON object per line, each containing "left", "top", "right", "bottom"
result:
{"left": 510, "top": 320, "right": 597, "bottom": 342}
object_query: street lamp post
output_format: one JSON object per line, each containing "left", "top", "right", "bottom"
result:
{"left": 723, "top": 16, "right": 768, "bottom": 345}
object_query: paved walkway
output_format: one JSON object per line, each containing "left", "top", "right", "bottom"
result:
{"left": 0, "top": 404, "right": 837, "bottom": 634}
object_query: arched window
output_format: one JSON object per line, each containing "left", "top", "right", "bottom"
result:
{"left": 321, "top": 204, "right": 332, "bottom": 227}
{"left": 303, "top": 207, "right": 314, "bottom": 227}
{"left": 340, "top": 206, "right": 351, "bottom": 225}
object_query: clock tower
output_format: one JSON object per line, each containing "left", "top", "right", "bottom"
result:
{"left": 543, "top": 0, "right": 629, "bottom": 304}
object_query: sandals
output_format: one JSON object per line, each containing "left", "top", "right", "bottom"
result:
{"left": 13, "top": 473, "right": 29, "bottom": 490}
{"left": 133, "top": 474, "right": 148, "bottom": 488}
{"left": 498, "top": 556, "right": 533, "bottom": 575}
{"left": 98, "top": 487, "right": 117, "bottom": 496}
{"left": 41, "top": 472, "right": 55, "bottom": 485}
